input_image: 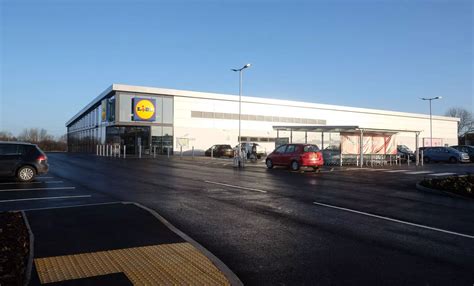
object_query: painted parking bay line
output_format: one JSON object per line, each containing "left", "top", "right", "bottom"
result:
{"left": 0, "top": 187, "right": 75, "bottom": 192}
{"left": 0, "top": 195, "right": 91, "bottom": 203}
{"left": 313, "top": 201, "right": 474, "bottom": 239}
{"left": 0, "top": 181, "right": 64, "bottom": 185}
{"left": 428, "top": 172, "right": 457, "bottom": 177}
{"left": 204, "top": 180, "right": 267, "bottom": 193}
{"left": 404, "top": 171, "right": 433, "bottom": 175}
{"left": 385, "top": 170, "right": 410, "bottom": 173}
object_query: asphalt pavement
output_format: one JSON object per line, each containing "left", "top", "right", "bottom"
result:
{"left": 2, "top": 153, "right": 474, "bottom": 285}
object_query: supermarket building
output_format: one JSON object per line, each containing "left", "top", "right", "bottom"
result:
{"left": 65, "top": 84, "right": 459, "bottom": 155}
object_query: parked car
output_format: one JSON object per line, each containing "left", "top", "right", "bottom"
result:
{"left": 450, "top": 145, "right": 474, "bottom": 162}
{"left": 204, "top": 144, "right": 234, "bottom": 158}
{"left": 397, "top": 145, "right": 415, "bottom": 162}
{"left": 0, "top": 142, "right": 49, "bottom": 182}
{"left": 265, "top": 144, "right": 324, "bottom": 171}
{"left": 422, "top": 147, "right": 470, "bottom": 163}
{"left": 321, "top": 145, "right": 341, "bottom": 165}
{"left": 235, "top": 143, "right": 267, "bottom": 160}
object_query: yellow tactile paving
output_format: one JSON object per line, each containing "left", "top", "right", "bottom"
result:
{"left": 34, "top": 242, "right": 230, "bottom": 285}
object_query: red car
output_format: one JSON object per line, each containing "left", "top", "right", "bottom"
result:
{"left": 265, "top": 144, "right": 324, "bottom": 171}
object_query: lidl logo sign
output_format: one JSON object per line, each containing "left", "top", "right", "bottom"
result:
{"left": 133, "top": 98, "right": 156, "bottom": 121}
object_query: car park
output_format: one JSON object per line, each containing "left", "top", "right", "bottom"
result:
{"left": 265, "top": 144, "right": 324, "bottom": 171}
{"left": 205, "top": 144, "right": 234, "bottom": 158}
{"left": 450, "top": 145, "right": 474, "bottom": 162}
{"left": 0, "top": 141, "right": 49, "bottom": 182}
{"left": 422, "top": 146, "right": 470, "bottom": 163}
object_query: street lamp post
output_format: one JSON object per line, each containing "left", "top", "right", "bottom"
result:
{"left": 421, "top": 96, "right": 442, "bottom": 147}
{"left": 232, "top": 63, "right": 251, "bottom": 153}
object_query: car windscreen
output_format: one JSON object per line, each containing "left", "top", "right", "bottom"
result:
{"left": 398, "top": 145, "right": 411, "bottom": 152}
{"left": 303, "top": 145, "right": 320, "bottom": 152}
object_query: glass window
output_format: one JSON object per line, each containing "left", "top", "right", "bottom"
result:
{"left": 304, "top": 145, "right": 320, "bottom": 152}
{"left": 0, "top": 144, "right": 19, "bottom": 155}
{"left": 275, "top": 145, "right": 287, "bottom": 153}
{"left": 285, "top": 145, "right": 296, "bottom": 153}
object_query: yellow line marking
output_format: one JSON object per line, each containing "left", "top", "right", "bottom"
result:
{"left": 34, "top": 243, "right": 230, "bottom": 285}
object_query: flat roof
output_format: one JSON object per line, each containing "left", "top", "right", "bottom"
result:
{"left": 273, "top": 125, "right": 420, "bottom": 134}
{"left": 66, "top": 83, "right": 460, "bottom": 126}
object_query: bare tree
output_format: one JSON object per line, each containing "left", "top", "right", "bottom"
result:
{"left": 18, "top": 128, "right": 53, "bottom": 143}
{"left": 0, "top": 131, "right": 16, "bottom": 141}
{"left": 445, "top": 107, "right": 473, "bottom": 136}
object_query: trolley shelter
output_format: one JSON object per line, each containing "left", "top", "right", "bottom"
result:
{"left": 273, "top": 126, "right": 422, "bottom": 167}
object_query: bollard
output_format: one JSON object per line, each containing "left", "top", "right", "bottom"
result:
{"left": 139, "top": 145, "right": 142, "bottom": 159}
{"left": 96, "top": 145, "right": 99, "bottom": 156}
{"left": 407, "top": 155, "right": 410, "bottom": 166}
{"left": 211, "top": 147, "right": 214, "bottom": 159}
{"left": 180, "top": 146, "right": 183, "bottom": 158}
{"left": 340, "top": 154, "right": 343, "bottom": 167}
{"left": 167, "top": 147, "right": 170, "bottom": 158}
{"left": 421, "top": 150, "right": 424, "bottom": 166}
{"left": 153, "top": 146, "right": 156, "bottom": 158}
{"left": 124, "top": 145, "right": 126, "bottom": 159}
{"left": 192, "top": 146, "right": 194, "bottom": 159}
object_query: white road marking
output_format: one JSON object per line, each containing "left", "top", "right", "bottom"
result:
{"left": 313, "top": 201, "right": 474, "bottom": 239}
{"left": 204, "top": 180, "right": 267, "bottom": 193}
{"left": 18, "top": 201, "right": 123, "bottom": 212}
{"left": 385, "top": 170, "right": 410, "bottom": 173}
{"left": 0, "top": 187, "right": 75, "bottom": 192}
{"left": 404, "top": 171, "right": 433, "bottom": 175}
{"left": 0, "top": 181, "right": 64, "bottom": 185}
{"left": 428, "top": 173, "right": 457, "bottom": 177}
{"left": 0, "top": 195, "right": 91, "bottom": 203}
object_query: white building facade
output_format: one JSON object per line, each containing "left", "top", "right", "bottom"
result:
{"left": 66, "top": 84, "right": 459, "bottom": 155}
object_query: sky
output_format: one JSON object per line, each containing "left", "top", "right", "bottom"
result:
{"left": 1, "top": 0, "right": 472, "bottom": 137}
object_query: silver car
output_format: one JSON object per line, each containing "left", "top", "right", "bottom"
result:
{"left": 422, "top": 147, "right": 470, "bottom": 163}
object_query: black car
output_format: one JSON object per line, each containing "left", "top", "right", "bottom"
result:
{"left": 205, "top": 144, "right": 234, "bottom": 158}
{"left": 397, "top": 145, "right": 415, "bottom": 162}
{"left": 451, "top": 145, "right": 474, "bottom": 162}
{"left": 0, "top": 142, "right": 49, "bottom": 182}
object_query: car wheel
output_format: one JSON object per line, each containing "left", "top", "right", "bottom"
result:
{"left": 17, "top": 166, "right": 36, "bottom": 182}
{"left": 266, "top": 159, "right": 274, "bottom": 169}
{"left": 290, "top": 160, "right": 300, "bottom": 171}
{"left": 449, "top": 157, "right": 458, "bottom": 163}
{"left": 423, "top": 156, "right": 430, "bottom": 163}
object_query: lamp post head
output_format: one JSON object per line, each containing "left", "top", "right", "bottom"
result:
{"left": 421, "top": 96, "right": 442, "bottom": 101}
{"left": 243, "top": 63, "right": 251, "bottom": 69}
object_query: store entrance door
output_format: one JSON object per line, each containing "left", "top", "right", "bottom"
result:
{"left": 121, "top": 127, "right": 150, "bottom": 155}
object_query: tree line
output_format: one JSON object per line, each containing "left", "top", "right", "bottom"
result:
{"left": 0, "top": 128, "right": 67, "bottom": 152}
{"left": 445, "top": 107, "right": 473, "bottom": 141}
